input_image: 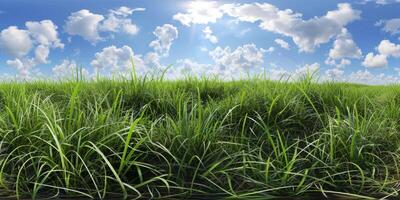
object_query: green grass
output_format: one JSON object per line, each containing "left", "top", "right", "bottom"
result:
{"left": 1, "top": 75, "right": 400, "bottom": 199}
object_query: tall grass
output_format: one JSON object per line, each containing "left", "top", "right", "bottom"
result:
{"left": 0, "top": 75, "right": 400, "bottom": 199}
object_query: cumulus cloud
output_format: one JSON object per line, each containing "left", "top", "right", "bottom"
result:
{"left": 376, "top": 18, "right": 400, "bottom": 35}
{"left": 274, "top": 38, "right": 290, "bottom": 50}
{"left": 149, "top": 24, "right": 178, "bottom": 56}
{"left": 294, "top": 63, "right": 320, "bottom": 77}
{"left": 325, "top": 29, "right": 361, "bottom": 70}
{"left": 91, "top": 45, "right": 136, "bottom": 73}
{"left": 26, "top": 20, "right": 64, "bottom": 64}
{"left": 221, "top": 3, "right": 361, "bottom": 52}
{"left": 65, "top": 7, "right": 143, "bottom": 43}
{"left": 164, "top": 44, "right": 266, "bottom": 79}
{"left": 165, "top": 58, "right": 213, "bottom": 79}
{"left": 377, "top": 39, "right": 400, "bottom": 57}
{"left": 0, "top": 20, "right": 63, "bottom": 78}
{"left": 174, "top": 2, "right": 360, "bottom": 52}
{"left": 0, "top": 26, "right": 32, "bottom": 57}
{"left": 269, "top": 67, "right": 290, "bottom": 80}
{"left": 203, "top": 26, "right": 218, "bottom": 44}
{"left": 173, "top": 1, "right": 223, "bottom": 26}
{"left": 325, "top": 67, "right": 345, "bottom": 80}
{"left": 26, "top": 20, "right": 64, "bottom": 49}
{"left": 323, "top": 68, "right": 399, "bottom": 84}
{"left": 346, "top": 70, "right": 399, "bottom": 84}
{"left": 326, "top": 58, "right": 351, "bottom": 68}
{"left": 328, "top": 29, "right": 362, "bottom": 60}
{"left": 100, "top": 6, "right": 143, "bottom": 35}
{"left": 362, "top": 40, "right": 400, "bottom": 68}
{"left": 264, "top": 63, "right": 319, "bottom": 81}
{"left": 209, "top": 43, "right": 266, "bottom": 72}
{"left": 53, "top": 59, "right": 89, "bottom": 78}
{"left": 34, "top": 45, "right": 50, "bottom": 64}
{"left": 65, "top": 9, "right": 104, "bottom": 43}
{"left": 362, "top": 53, "right": 388, "bottom": 68}
{"left": 144, "top": 52, "right": 162, "bottom": 69}
{"left": 6, "top": 58, "right": 35, "bottom": 78}
{"left": 90, "top": 45, "right": 162, "bottom": 76}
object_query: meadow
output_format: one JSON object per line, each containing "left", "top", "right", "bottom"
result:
{"left": 1, "top": 74, "right": 400, "bottom": 199}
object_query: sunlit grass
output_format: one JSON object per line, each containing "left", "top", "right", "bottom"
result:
{"left": 0, "top": 73, "right": 400, "bottom": 199}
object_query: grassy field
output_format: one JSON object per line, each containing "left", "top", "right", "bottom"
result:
{"left": 1, "top": 76, "right": 400, "bottom": 199}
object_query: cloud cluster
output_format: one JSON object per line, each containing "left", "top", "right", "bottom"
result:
{"left": 209, "top": 43, "right": 266, "bottom": 73}
{"left": 363, "top": 40, "right": 400, "bottom": 68}
{"left": 324, "top": 29, "right": 361, "bottom": 75}
{"left": 203, "top": 26, "right": 218, "bottom": 44}
{"left": 65, "top": 6, "right": 143, "bottom": 43}
{"left": 52, "top": 59, "right": 89, "bottom": 78}
{"left": 274, "top": 39, "right": 290, "bottom": 50}
{"left": 376, "top": 18, "right": 400, "bottom": 35}
{"left": 162, "top": 43, "right": 267, "bottom": 79}
{"left": 173, "top": 1, "right": 223, "bottom": 26}
{"left": 361, "top": 0, "right": 400, "bottom": 5}
{"left": 347, "top": 70, "right": 399, "bottom": 84}
{"left": 328, "top": 29, "right": 362, "bottom": 60}
{"left": 149, "top": 24, "right": 178, "bottom": 56}
{"left": 91, "top": 45, "right": 143, "bottom": 74}
{"left": 0, "top": 20, "right": 63, "bottom": 78}
{"left": 174, "top": 2, "right": 361, "bottom": 53}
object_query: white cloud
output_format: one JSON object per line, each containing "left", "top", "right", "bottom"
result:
{"left": 90, "top": 45, "right": 156, "bottom": 76}
{"left": 100, "top": 6, "right": 141, "bottom": 36}
{"left": 377, "top": 39, "right": 400, "bottom": 57}
{"left": 344, "top": 70, "right": 399, "bottom": 84}
{"left": 376, "top": 18, "right": 400, "bottom": 35}
{"left": 325, "top": 67, "right": 345, "bottom": 79}
{"left": 53, "top": 59, "right": 89, "bottom": 78}
{"left": 349, "top": 70, "right": 374, "bottom": 81}
{"left": 266, "top": 46, "right": 275, "bottom": 53}
{"left": 26, "top": 20, "right": 64, "bottom": 49}
{"left": 294, "top": 63, "right": 320, "bottom": 77}
{"left": 362, "top": 53, "right": 388, "bottom": 68}
{"left": 65, "top": 9, "right": 104, "bottom": 43}
{"left": 269, "top": 68, "right": 290, "bottom": 80}
{"left": 362, "top": 40, "right": 400, "bottom": 68}
{"left": 110, "top": 6, "right": 145, "bottom": 17}
{"left": 149, "top": 24, "right": 178, "bottom": 56}
{"left": 361, "top": 0, "right": 400, "bottom": 5}
{"left": 265, "top": 63, "right": 320, "bottom": 81}
{"left": 221, "top": 3, "right": 361, "bottom": 52}
{"left": 209, "top": 43, "right": 266, "bottom": 72}
{"left": 174, "top": 2, "right": 360, "bottom": 52}
{"left": 26, "top": 20, "right": 64, "bottom": 64}
{"left": 166, "top": 58, "right": 213, "bottom": 79}
{"left": 91, "top": 45, "right": 136, "bottom": 73}
{"left": 328, "top": 29, "right": 362, "bottom": 60}
{"left": 325, "top": 58, "right": 352, "bottom": 68}
{"left": 34, "top": 45, "right": 50, "bottom": 64}
{"left": 0, "top": 26, "right": 32, "bottom": 57}
{"left": 0, "top": 20, "right": 63, "bottom": 77}
{"left": 144, "top": 52, "right": 162, "bottom": 69}
{"left": 203, "top": 26, "right": 218, "bottom": 43}
{"left": 173, "top": 1, "right": 223, "bottom": 26}
{"left": 65, "top": 7, "right": 142, "bottom": 43}
{"left": 6, "top": 58, "right": 35, "bottom": 78}
{"left": 239, "top": 28, "right": 251, "bottom": 36}
{"left": 274, "top": 38, "right": 290, "bottom": 50}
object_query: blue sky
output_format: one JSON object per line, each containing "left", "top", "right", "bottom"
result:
{"left": 0, "top": 0, "right": 400, "bottom": 83}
